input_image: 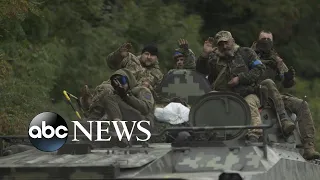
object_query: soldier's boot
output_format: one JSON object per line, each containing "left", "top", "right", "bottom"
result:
{"left": 280, "top": 119, "right": 295, "bottom": 134}
{"left": 246, "top": 133, "right": 259, "bottom": 143}
{"left": 79, "top": 85, "right": 93, "bottom": 111}
{"left": 303, "top": 142, "right": 320, "bottom": 160}
{"left": 279, "top": 112, "right": 295, "bottom": 135}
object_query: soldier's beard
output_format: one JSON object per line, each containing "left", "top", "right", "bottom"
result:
{"left": 217, "top": 47, "right": 235, "bottom": 57}
{"left": 141, "top": 59, "right": 153, "bottom": 67}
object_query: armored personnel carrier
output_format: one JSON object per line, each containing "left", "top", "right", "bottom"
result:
{"left": 0, "top": 69, "right": 319, "bottom": 180}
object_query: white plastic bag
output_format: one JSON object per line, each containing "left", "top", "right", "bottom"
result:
{"left": 154, "top": 102, "right": 190, "bottom": 125}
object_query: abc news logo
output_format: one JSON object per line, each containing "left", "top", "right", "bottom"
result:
{"left": 28, "top": 112, "right": 151, "bottom": 152}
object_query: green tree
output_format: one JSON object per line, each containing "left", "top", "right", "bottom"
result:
{"left": 1, "top": 0, "right": 320, "bottom": 152}
{"left": 0, "top": 0, "right": 203, "bottom": 134}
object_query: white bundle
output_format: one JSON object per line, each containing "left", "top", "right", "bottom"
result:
{"left": 154, "top": 102, "right": 190, "bottom": 125}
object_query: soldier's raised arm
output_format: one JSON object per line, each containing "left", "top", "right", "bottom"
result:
{"left": 176, "top": 39, "right": 196, "bottom": 69}
{"left": 124, "top": 87, "right": 155, "bottom": 116}
{"left": 196, "top": 37, "right": 215, "bottom": 75}
{"left": 106, "top": 42, "right": 141, "bottom": 70}
{"left": 237, "top": 48, "right": 266, "bottom": 85}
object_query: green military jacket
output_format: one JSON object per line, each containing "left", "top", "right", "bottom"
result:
{"left": 106, "top": 45, "right": 163, "bottom": 91}
{"left": 251, "top": 42, "right": 295, "bottom": 93}
{"left": 110, "top": 68, "right": 155, "bottom": 115}
{"left": 196, "top": 44, "right": 266, "bottom": 97}
{"left": 173, "top": 47, "right": 197, "bottom": 70}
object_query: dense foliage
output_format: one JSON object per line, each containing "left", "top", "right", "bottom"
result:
{"left": 1, "top": 0, "right": 319, "bottom": 149}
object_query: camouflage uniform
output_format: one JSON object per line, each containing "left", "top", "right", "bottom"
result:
{"left": 93, "top": 46, "right": 145, "bottom": 101}
{"left": 154, "top": 46, "right": 197, "bottom": 104}
{"left": 79, "top": 46, "right": 144, "bottom": 111}
{"left": 134, "top": 60, "right": 163, "bottom": 91}
{"left": 173, "top": 47, "right": 196, "bottom": 69}
{"left": 81, "top": 44, "right": 163, "bottom": 112}
{"left": 252, "top": 42, "right": 320, "bottom": 160}
{"left": 259, "top": 78, "right": 296, "bottom": 135}
{"left": 196, "top": 31, "right": 266, "bottom": 140}
{"left": 109, "top": 44, "right": 163, "bottom": 98}
{"left": 86, "top": 68, "right": 155, "bottom": 124}
{"left": 151, "top": 46, "right": 196, "bottom": 142}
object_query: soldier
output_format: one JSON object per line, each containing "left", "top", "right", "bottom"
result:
{"left": 95, "top": 43, "right": 145, "bottom": 97}
{"left": 110, "top": 43, "right": 163, "bottom": 90}
{"left": 153, "top": 39, "right": 197, "bottom": 105}
{"left": 173, "top": 39, "right": 196, "bottom": 69}
{"left": 196, "top": 30, "right": 266, "bottom": 142}
{"left": 249, "top": 30, "right": 296, "bottom": 136}
{"left": 252, "top": 30, "right": 320, "bottom": 160}
{"left": 85, "top": 68, "right": 155, "bottom": 131}
{"left": 151, "top": 39, "right": 197, "bottom": 141}
{"left": 80, "top": 43, "right": 163, "bottom": 111}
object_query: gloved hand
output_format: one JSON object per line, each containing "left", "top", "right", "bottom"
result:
{"left": 115, "top": 87, "right": 127, "bottom": 98}
{"left": 178, "top": 38, "right": 189, "bottom": 51}
{"left": 112, "top": 79, "right": 127, "bottom": 98}
{"left": 284, "top": 66, "right": 295, "bottom": 81}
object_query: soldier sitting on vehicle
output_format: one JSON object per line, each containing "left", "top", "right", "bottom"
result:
{"left": 84, "top": 68, "right": 155, "bottom": 139}
{"left": 252, "top": 30, "right": 320, "bottom": 160}
{"left": 152, "top": 38, "right": 200, "bottom": 142}
{"left": 196, "top": 30, "right": 266, "bottom": 142}
{"left": 172, "top": 39, "right": 196, "bottom": 70}
{"left": 156, "top": 38, "right": 198, "bottom": 104}
{"left": 79, "top": 43, "right": 163, "bottom": 113}
{"left": 107, "top": 42, "right": 163, "bottom": 95}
